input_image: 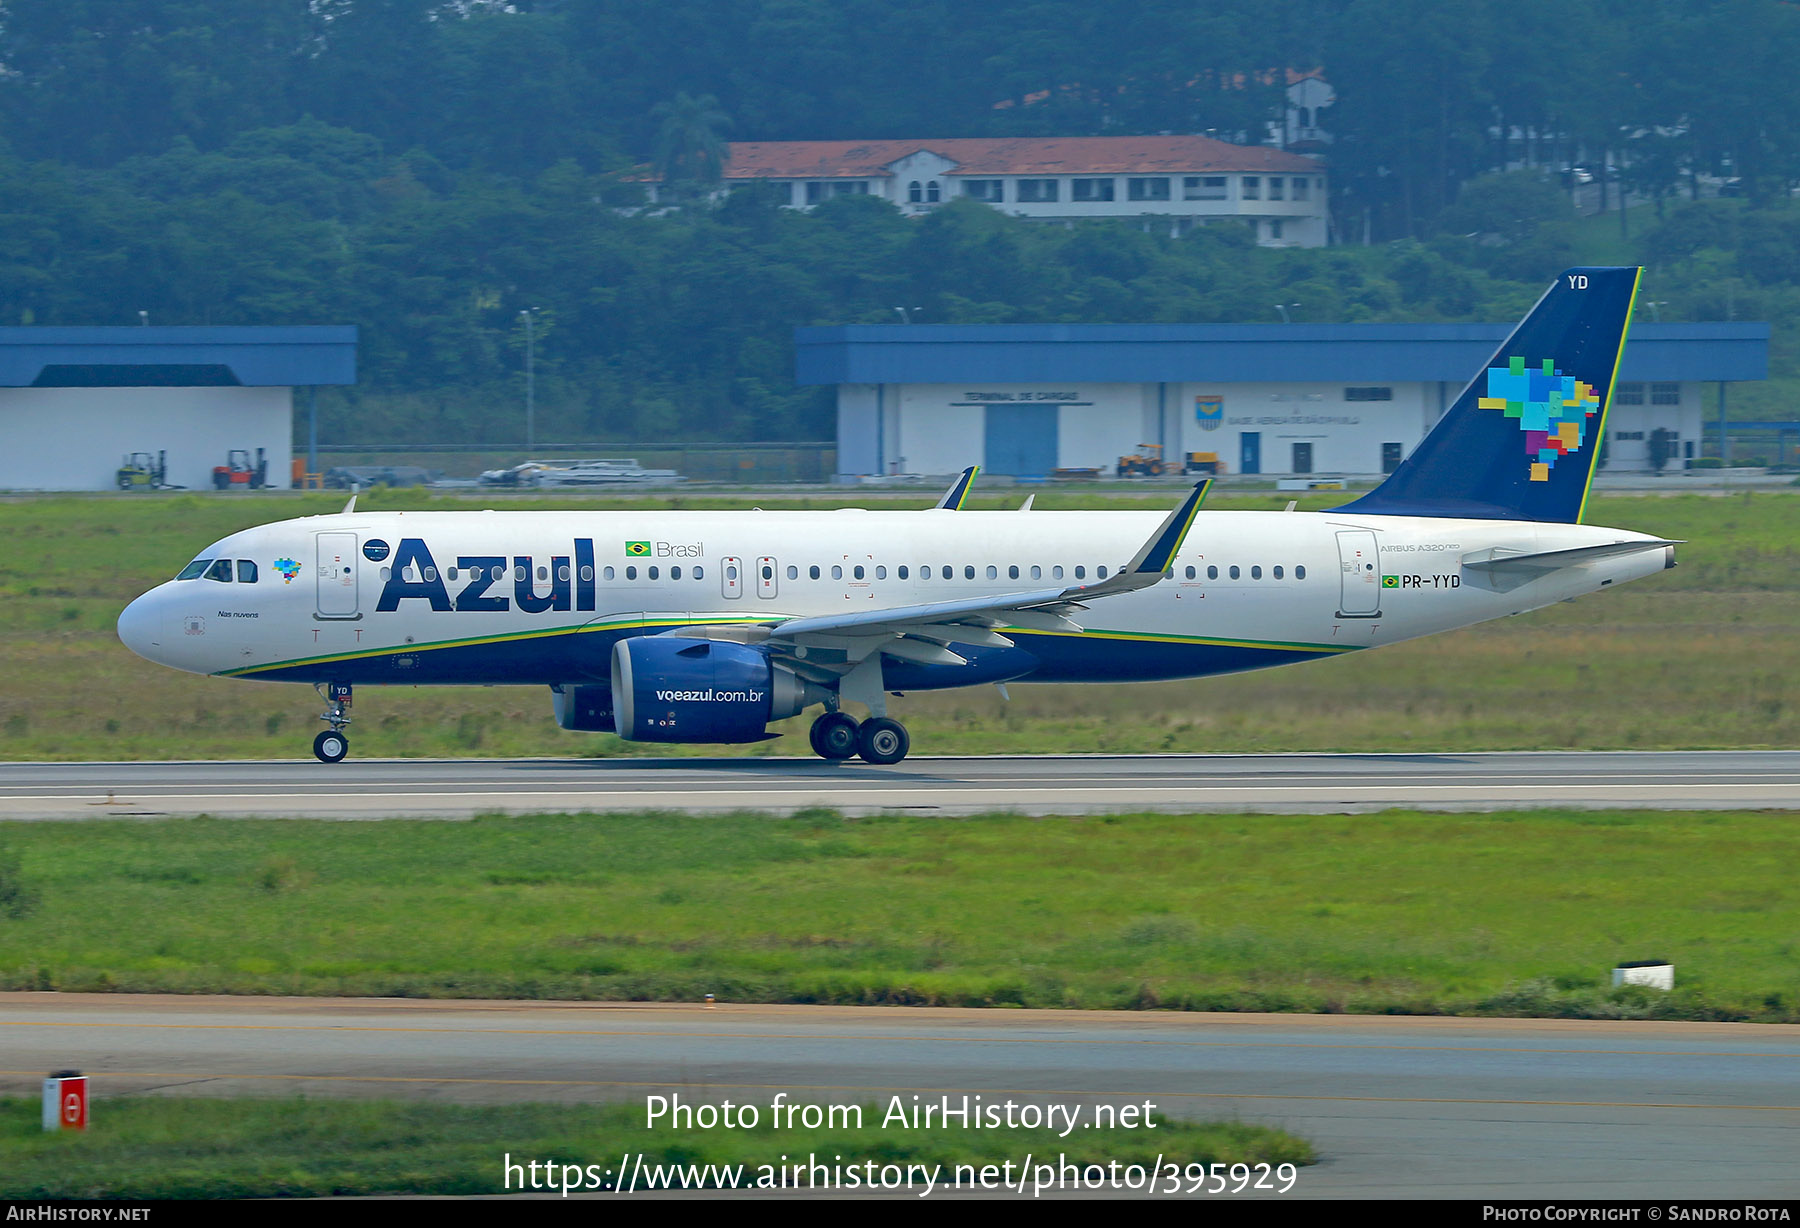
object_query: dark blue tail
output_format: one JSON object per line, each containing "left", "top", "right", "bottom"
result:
{"left": 1338, "top": 266, "right": 1640, "bottom": 523}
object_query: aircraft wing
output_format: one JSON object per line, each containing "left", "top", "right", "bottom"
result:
{"left": 755, "top": 480, "right": 1210, "bottom": 665}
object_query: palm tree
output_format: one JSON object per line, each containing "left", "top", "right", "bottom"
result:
{"left": 651, "top": 92, "right": 731, "bottom": 204}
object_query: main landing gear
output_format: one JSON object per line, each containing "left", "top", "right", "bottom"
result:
{"left": 313, "top": 681, "right": 352, "bottom": 763}
{"left": 808, "top": 710, "right": 910, "bottom": 765}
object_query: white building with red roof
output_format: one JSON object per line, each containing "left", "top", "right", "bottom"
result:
{"left": 647, "top": 135, "right": 1329, "bottom": 247}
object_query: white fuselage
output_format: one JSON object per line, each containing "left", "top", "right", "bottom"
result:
{"left": 117, "top": 507, "right": 1672, "bottom": 689}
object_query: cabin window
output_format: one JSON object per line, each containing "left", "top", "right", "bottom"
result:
{"left": 762, "top": 564, "right": 773, "bottom": 580}
{"left": 625, "top": 566, "right": 637, "bottom": 580}
{"left": 1185, "top": 566, "right": 1196, "bottom": 579}
{"left": 942, "top": 566, "right": 953, "bottom": 579}
{"left": 1208, "top": 565, "right": 1219, "bottom": 579}
{"left": 1030, "top": 565, "right": 1041, "bottom": 579}
{"left": 447, "top": 567, "right": 459, "bottom": 581}
{"left": 899, "top": 565, "right": 910, "bottom": 579}
{"left": 1274, "top": 565, "right": 1284, "bottom": 579}
{"left": 1295, "top": 565, "right": 1306, "bottom": 579}
{"left": 1008, "top": 565, "right": 1019, "bottom": 579}
{"left": 1052, "top": 565, "right": 1064, "bottom": 579}
{"left": 986, "top": 565, "right": 997, "bottom": 579}
{"left": 787, "top": 565, "right": 798, "bottom": 580}
{"left": 648, "top": 566, "right": 659, "bottom": 580}
{"left": 810, "top": 565, "right": 821, "bottom": 579}
{"left": 832, "top": 565, "right": 843, "bottom": 579}
{"left": 1074, "top": 566, "right": 1086, "bottom": 580}
{"left": 512, "top": 565, "right": 525, "bottom": 582}
{"left": 237, "top": 560, "right": 258, "bottom": 583}
{"left": 1229, "top": 565, "right": 1240, "bottom": 579}
{"left": 876, "top": 565, "right": 887, "bottom": 579}
{"left": 693, "top": 566, "right": 704, "bottom": 580}
{"left": 580, "top": 565, "right": 593, "bottom": 582}
{"left": 964, "top": 565, "right": 975, "bottom": 579}
{"left": 853, "top": 565, "right": 865, "bottom": 579}
{"left": 557, "top": 565, "right": 570, "bottom": 582}
{"left": 204, "top": 559, "right": 233, "bottom": 583}
{"left": 671, "top": 566, "right": 682, "bottom": 580}
{"left": 380, "top": 567, "right": 391, "bottom": 581}
{"left": 1251, "top": 566, "right": 1262, "bottom": 579}
{"left": 603, "top": 566, "right": 614, "bottom": 581}
{"left": 424, "top": 567, "right": 437, "bottom": 582}
{"left": 1097, "top": 565, "right": 1108, "bottom": 579}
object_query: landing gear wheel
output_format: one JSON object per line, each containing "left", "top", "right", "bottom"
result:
{"left": 313, "top": 729, "right": 349, "bottom": 763}
{"left": 856, "top": 717, "right": 910, "bottom": 765}
{"left": 809, "top": 711, "right": 860, "bottom": 760}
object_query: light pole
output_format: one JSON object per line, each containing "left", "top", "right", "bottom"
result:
{"left": 1645, "top": 300, "right": 1668, "bottom": 322}
{"left": 893, "top": 306, "right": 921, "bottom": 324}
{"left": 1275, "top": 302, "right": 1299, "bottom": 324}
{"left": 519, "top": 309, "right": 536, "bottom": 453}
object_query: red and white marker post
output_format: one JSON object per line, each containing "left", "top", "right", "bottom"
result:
{"left": 42, "top": 1070, "right": 87, "bottom": 1132}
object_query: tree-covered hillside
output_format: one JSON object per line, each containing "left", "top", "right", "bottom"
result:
{"left": 0, "top": 1, "right": 1796, "bottom": 443}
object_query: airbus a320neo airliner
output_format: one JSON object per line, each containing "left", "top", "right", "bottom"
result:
{"left": 119, "top": 267, "right": 1673, "bottom": 766}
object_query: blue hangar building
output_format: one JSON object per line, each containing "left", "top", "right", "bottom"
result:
{"left": 797, "top": 321, "right": 1768, "bottom": 479}
{"left": 0, "top": 326, "right": 356, "bottom": 491}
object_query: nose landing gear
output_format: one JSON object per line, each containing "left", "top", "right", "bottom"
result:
{"left": 806, "top": 710, "right": 911, "bottom": 764}
{"left": 313, "top": 682, "right": 352, "bottom": 763}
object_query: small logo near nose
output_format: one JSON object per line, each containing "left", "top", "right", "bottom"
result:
{"left": 182, "top": 615, "right": 206, "bottom": 636}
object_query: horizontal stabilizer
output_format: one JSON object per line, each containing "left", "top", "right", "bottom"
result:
{"left": 1461, "top": 539, "right": 1680, "bottom": 572}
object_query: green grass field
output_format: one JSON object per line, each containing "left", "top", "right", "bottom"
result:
{"left": 0, "top": 489, "right": 1794, "bottom": 760}
{"left": 1, "top": 809, "right": 1794, "bottom": 1020}
{"left": 0, "top": 1095, "right": 1309, "bottom": 1197}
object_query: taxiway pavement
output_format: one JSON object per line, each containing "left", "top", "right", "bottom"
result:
{"left": 2, "top": 994, "right": 1796, "bottom": 1199}
{"left": 0, "top": 750, "right": 1795, "bottom": 819}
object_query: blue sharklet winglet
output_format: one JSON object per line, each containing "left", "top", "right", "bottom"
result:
{"left": 934, "top": 466, "right": 979, "bottom": 510}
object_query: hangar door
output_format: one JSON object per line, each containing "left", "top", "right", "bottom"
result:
{"left": 983, "top": 405, "right": 1059, "bottom": 477}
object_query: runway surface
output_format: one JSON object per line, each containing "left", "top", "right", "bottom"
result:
{"left": 0, "top": 750, "right": 1796, "bottom": 819}
{"left": 2, "top": 994, "right": 1796, "bottom": 1199}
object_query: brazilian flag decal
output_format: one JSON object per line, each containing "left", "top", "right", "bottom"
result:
{"left": 1382, "top": 575, "right": 1399, "bottom": 588}
{"left": 626, "top": 541, "right": 652, "bottom": 557}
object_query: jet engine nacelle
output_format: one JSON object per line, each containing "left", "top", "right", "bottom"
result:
{"left": 611, "top": 637, "right": 827, "bottom": 743}
{"left": 551, "top": 684, "right": 616, "bottom": 732}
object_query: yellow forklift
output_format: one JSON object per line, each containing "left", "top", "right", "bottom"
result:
{"left": 115, "top": 451, "right": 176, "bottom": 490}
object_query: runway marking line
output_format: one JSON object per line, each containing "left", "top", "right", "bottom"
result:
{"left": 2, "top": 1070, "right": 1796, "bottom": 1113}
{"left": 4, "top": 1019, "right": 1796, "bottom": 1060}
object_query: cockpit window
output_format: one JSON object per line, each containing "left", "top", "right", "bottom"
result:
{"left": 176, "top": 559, "right": 211, "bottom": 581}
{"left": 237, "top": 560, "right": 258, "bottom": 583}
{"left": 204, "top": 559, "right": 234, "bottom": 583}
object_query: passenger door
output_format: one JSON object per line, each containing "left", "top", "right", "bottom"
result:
{"left": 757, "top": 556, "right": 778, "bottom": 599}
{"left": 315, "top": 532, "right": 359, "bottom": 619}
{"left": 1336, "top": 530, "right": 1382, "bottom": 618}
{"left": 721, "top": 556, "right": 743, "bottom": 599}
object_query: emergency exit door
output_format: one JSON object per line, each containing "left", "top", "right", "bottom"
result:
{"left": 315, "top": 532, "right": 359, "bottom": 618}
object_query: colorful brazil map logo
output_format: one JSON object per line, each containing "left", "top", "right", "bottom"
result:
{"left": 625, "top": 541, "right": 652, "bottom": 557}
{"left": 1477, "top": 356, "right": 1602, "bottom": 482}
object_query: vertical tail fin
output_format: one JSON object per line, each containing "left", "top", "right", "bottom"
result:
{"left": 1339, "top": 266, "right": 1640, "bottom": 522}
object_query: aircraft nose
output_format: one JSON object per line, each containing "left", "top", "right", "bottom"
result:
{"left": 116, "top": 592, "right": 164, "bottom": 661}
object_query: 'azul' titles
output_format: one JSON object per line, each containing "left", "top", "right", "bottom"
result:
{"left": 375, "top": 538, "right": 601, "bottom": 614}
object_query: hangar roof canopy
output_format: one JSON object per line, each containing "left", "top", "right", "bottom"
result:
{"left": 0, "top": 326, "right": 357, "bottom": 387}
{"left": 795, "top": 322, "right": 1769, "bottom": 386}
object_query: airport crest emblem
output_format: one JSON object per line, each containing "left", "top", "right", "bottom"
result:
{"left": 1477, "top": 356, "right": 1602, "bottom": 482}
{"left": 625, "top": 541, "right": 652, "bottom": 557}
{"left": 273, "top": 558, "right": 302, "bottom": 584}
{"left": 1194, "top": 394, "right": 1223, "bottom": 432}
